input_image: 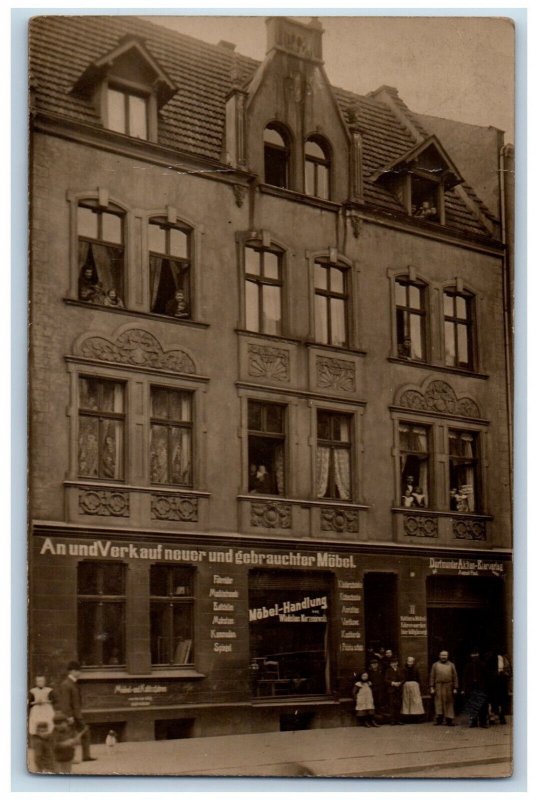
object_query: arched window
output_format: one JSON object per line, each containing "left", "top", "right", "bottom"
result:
{"left": 443, "top": 288, "right": 475, "bottom": 369}
{"left": 148, "top": 218, "right": 191, "bottom": 318}
{"left": 305, "top": 137, "right": 330, "bottom": 199}
{"left": 263, "top": 125, "right": 290, "bottom": 189}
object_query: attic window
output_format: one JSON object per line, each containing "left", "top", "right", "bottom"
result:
{"left": 411, "top": 175, "right": 440, "bottom": 222}
{"left": 107, "top": 87, "right": 148, "bottom": 139}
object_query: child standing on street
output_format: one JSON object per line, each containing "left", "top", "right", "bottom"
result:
{"left": 105, "top": 729, "right": 117, "bottom": 751}
{"left": 51, "top": 712, "right": 88, "bottom": 774}
{"left": 354, "top": 672, "right": 380, "bottom": 727}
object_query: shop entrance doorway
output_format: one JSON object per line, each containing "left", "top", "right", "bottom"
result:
{"left": 363, "top": 572, "right": 399, "bottom": 658}
{"left": 426, "top": 575, "right": 505, "bottom": 681}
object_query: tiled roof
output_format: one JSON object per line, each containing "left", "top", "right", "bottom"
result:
{"left": 29, "top": 14, "right": 499, "bottom": 241}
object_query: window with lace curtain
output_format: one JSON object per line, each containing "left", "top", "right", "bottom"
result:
{"left": 316, "top": 411, "right": 352, "bottom": 501}
{"left": 449, "top": 429, "right": 480, "bottom": 513}
{"left": 77, "top": 202, "right": 124, "bottom": 308}
{"left": 248, "top": 401, "right": 286, "bottom": 496}
{"left": 399, "top": 423, "right": 430, "bottom": 508}
{"left": 78, "top": 377, "right": 125, "bottom": 480}
{"left": 148, "top": 218, "right": 191, "bottom": 319}
{"left": 150, "top": 387, "right": 193, "bottom": 487}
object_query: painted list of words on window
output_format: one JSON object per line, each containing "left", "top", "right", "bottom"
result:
{"left": 210, "top": 574, "right": 238, "bottom": 654}
{"left": 339, "top": 580, "right": 363, "bottom": 653}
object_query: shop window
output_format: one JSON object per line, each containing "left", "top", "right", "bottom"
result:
{"left": 150, "top": 387, "right": 192, "bottom": 487}
{"left": 444, "top": 289, "right": 475, "bottom": 370}
{"left": 245, "top": 245, "right": 283, "bottom": 335}
{"left": 316, "top": 410, "right": 352, "bottom": 500}
{"left": 106, "top": 86, "right": 148, "bottom": 139}
{"left": 395, "top": 278, "right": 426, "bottom": 361}
{"left": 149, "top": 218, "right": 191, "bottom": 318}
{"left": 399, "top": 423, "right": 430, "bottom": 508}
{"left": 78, "top": 377, "right": 124, "bottom": 480}
{"left": 150, "top": 565, "right": 194, "bottom": 665}
{"left": 449, "top": 430, "right": 480, "bottom": 513}
{"left": 77, "top": 202, "right": 124, "bottom": 307}
{"left": 305, "top": 137, "right": 330, "bottom": 200}
{"left": 248, "top": 401, "right": 285, "bottom": 496}
{"left": 77, "top": 562, "right": 126, "bottom": 667}
{"left": 249, "top": 570, "right": 330, "bottom": 697}
{"left": 263, "top": 125, "right": 290, "bottom": 188}
{"left": 314, "top": 262, "right": 348, "bottom": 347}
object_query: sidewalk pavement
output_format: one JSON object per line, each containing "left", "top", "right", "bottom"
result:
{"left": 57, "top": 719, "right": 512, "bottom": 779}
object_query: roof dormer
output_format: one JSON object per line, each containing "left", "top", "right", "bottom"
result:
{"left": 371, "top": 135, "right": 464, "bottom": 224}
{"left": 71, "top": 34, "right": 177, "bottom": 142}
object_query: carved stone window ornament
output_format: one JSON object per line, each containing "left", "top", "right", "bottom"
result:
{"left": 251, "top": 501, "right": 291, "bottom": 529}
{"left": 248, "top": 344, "right": 289, "bottom": 383}
{"left": 77, "top": 327, "right": 196, "bottom": 375}
{"left": 395, "top": 378, "right": 481, "bottom": 419}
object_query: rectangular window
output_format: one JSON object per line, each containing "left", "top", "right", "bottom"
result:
{"left": 314, "top": 263, "right": 347, "bottom": 347}
{"left": 444, "top": 291, "right": 474, "bottom": 369}
{"left": 150, "top": 388, "right": 192, "bottom": 486}
{"left": 78, "top": 378, "right": 124, "bottom": 480}
{"left": 245, "top": 247, "right": 282, "bottom": 335}
{"left": 150, "top": 566, "right": 194, "bottom": 665}
{"left": 395, "top": 279, "right": 426, "bottom": 360}
{"left": 78, "top": 562, "right": 125, "bottom": 667}
{"left": 149, "top": 220, "right": 191, "bottom": 318}
{"left": 77, "top": 203, "right": 124, "bottom": 307}
{"left": 248, "top": 401, "right": 285, "bottom": 496}
{"left": 449, "top": 430, "right": 479, "bottom": 513}
{"left": 316, "top": 411, "right": 352, "bottom": 500}
{"left": 106, "top": 87, "right": 148, "bottom": 140}
{"left": 249, "top": 570, "right": 330, "bottom": 697}
{"left": 399, "top": 423, "right": 430, "bottom": 508}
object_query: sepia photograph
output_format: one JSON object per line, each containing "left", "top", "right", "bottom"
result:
{"left": 26, "top": 11, "right": 515, "bottom": 779}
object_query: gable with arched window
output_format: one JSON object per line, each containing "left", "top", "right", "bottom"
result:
{"left": 263, "top": 124, "right": 291, "bottom": 189}
{"left": 304, "top": 136, "right": 331, "bottom": 199}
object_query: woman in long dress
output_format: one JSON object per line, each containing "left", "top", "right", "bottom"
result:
{"left": 401, "top": 657, "right": 425, "bottom": 721}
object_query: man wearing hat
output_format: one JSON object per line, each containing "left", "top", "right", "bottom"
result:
{"left": 57, "top": 661, "right": 96, "bottom": 762}
{"left": 384, "top": 655, "right": 405, "bottom": 725}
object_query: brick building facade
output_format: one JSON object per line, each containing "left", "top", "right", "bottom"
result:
{"left": 29, "top": 15, "right": 513, "bottom": 741}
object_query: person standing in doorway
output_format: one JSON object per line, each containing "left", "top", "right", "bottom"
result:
{"left": 401, "top": 656, "right": 425, "bottom": 722}
{"left": 385, "top": 656, "right": 405, "bottom": 725}
{"left": 430, "top": 650, "right": 459, "bottom": 726}
{"left": 462, "top": 648, "right": 489, "bottom": 728}
{"left": 57, "top": 661, "right": 96, "bottom": 762}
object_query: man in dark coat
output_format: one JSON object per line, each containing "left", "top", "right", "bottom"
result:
{"left": 367, "top": 658, "right": 386, "bottom": 720}
{"left": 57, "top": 661, "right": 96, "bottom": 762}
{"left": 385, "top": 656, "right": 405, "bottom": 725}
{"left": 462, "top": 649, "right": 489, "bottom": 728}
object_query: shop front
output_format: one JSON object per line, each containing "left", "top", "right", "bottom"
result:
{"left": 30, "top": 529, "right": 511, "bottom": 738}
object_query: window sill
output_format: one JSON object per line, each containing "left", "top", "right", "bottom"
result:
{"left": 64, "top": 480, "right": 211, "bottom": 498}
{"left": 392, "top": 507, "right": 492, "bottom": 520}
{"left": 238, "top": 494, "right": 368, "bottom": 510}
{"left": 79, "top": 668, "right": 206, "bottom": 680}
{"left": 306, "top": 341, "right": 367, "bottom": 358}
{"left": 259, "top": 183, "right": 341, "bottom": 212}
{"left": 64, "top": 299, "right": 210, "bottom": 329}
{"left": 388, "top": 357, "right": 488, "bottom": 380}
{"left": 235, "top": 328, "right": 302, "bottom": 345}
